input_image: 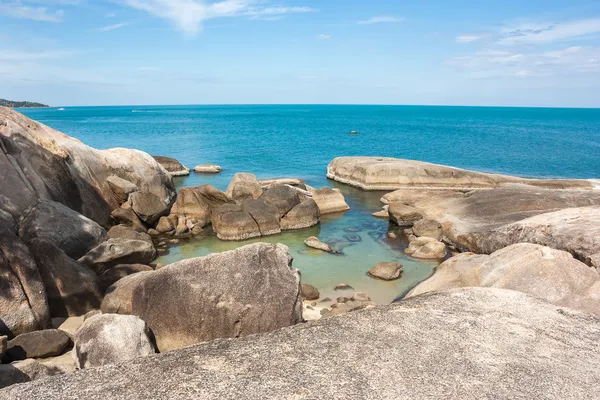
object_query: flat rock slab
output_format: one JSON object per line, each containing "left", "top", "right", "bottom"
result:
{"left": 4, "top": 288, "right": 600, "bottom": 399}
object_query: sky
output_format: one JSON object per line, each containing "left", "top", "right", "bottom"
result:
{"left": 1, "top": 0, "right": 600, "bottom": 107}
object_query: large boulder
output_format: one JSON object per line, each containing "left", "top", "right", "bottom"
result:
{"left": 28, "top": 239, "right": 103, "bottom": 318}
{"left": 241, "top": 199, "right": 281, "bottom": 236}
{"left": 103, "top": 243, "right": 302, "bottom": 352}
{"left": 0, "top": 223, "right": 50, "bottom": 338}
{"left": 408, "top": 243, "right": 600, "bottom": 316}
{"left": 7, "top": 288, "right": 600, "bottom": 399}
{"left": 5, "top": 329, "right": 71, "bottom": 361}
{"left": 327, "top": 156, "right": 594, "bottom": 190}
{"left": 101, "top": 272, "right": 154, "bottom": 314}
{"left": 388, "top": 203, "right": 423, "bottom": 226}
{"left": 211, "top": 204, "right": 261, "bottom": 241}
{"left": 107, "top": 225, "right": 153, "bottom": 245}
{"left": 259, "top": 185, "right": 300, "bottom": 219}
{"left": 110, "top": 207, "right": 147, "bottom": 233}
{"left": 0, "top": 107, "right": 175, "bottom": 227}
{"left": 405, "top": 237, "right": 447, "bottom": 259}
{"left": 0, "top": 209, "right": 17, "bottom": 234}
{"left": 171, "top": 185, "right": 233, "bottom": 227}
{"left": 99, "top": 264, "right": 153, "bottom": 291}
{"left": 106, "top": 176, "right": 138, "bottom": 204}
{"left": 308, "top": 186, "right": 350, "bottom": 214}
{"left": 0, "top": 359, "right": 63, "bottom": 389}
{"left": 72, "top": 314, "right": 156, "bottom": 369}
{"left": 78, "top": 239, "right": 156, "bottom": 276}
{"left": 226, "top": 173, "right": 263, "bottom": 202}
{"left": 367, "top": 262, "right": 403, "bottom": 281}
{"left": 18, "top": 200, "right": 107, "bottom": 259}
{"left": 280, "top": 199, "right": 320, "bottom": 230}
{"left": 152, "top": 156, "right": 190, "bottom": 176}
{"left": 128, "top": 192, "right": 171, "bottom": 226}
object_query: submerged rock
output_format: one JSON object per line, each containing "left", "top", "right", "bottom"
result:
{"left": 367, "top": 262, "right": 403, "bottom": 281}
{"left": 304, "top": 236, "right": 331, "bottom": 252}
{"left": 152, "top": 156, "right": 190, "bottom": 176}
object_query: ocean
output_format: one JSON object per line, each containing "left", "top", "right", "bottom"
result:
{"left": 19, "top": 105, "right": 600, "bottom": 304}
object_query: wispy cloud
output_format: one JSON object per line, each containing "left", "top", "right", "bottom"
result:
{"left": 119, "top": 0, "right": 316, "bottom": 36}
{"left": 456, "top": 34, "right": 486, "bottom": 43}
{"left": 0, "top": 1, "right": 65, "bottom": 22}
{"left": 317, "top": 34, "right": 331, "bottom": 40}
{"left": 498, "top": 18, "right": 600, "bottom": 45}
{"left": 358, "top": 16, "right": 404, "bottom": 25}
{"left": 0, "top": 49, "right": 78, "bottom": 61}
{"left": 97, "top": 21, "right": 130, "bottom": 32}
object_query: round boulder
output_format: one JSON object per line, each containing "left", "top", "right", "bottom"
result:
{"left": 367, "top": 262, "right": 403, "bottom": 281}
{"left": 301, "top": 284, "right": 320, "bottom": 301}
{"left": 128, "top": 192, "right": 171, "bottom": 226}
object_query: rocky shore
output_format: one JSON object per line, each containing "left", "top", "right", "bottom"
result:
{"left": 2, "top": 112, "right": 600, "bottom": 398}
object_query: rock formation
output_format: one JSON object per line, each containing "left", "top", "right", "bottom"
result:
{"left": 152, "top": 156, "right": 190, "bottom": 176}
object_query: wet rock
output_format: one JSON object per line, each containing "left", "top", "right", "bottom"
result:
{"left": 308, "top": 186, "right": 350, "bottom": 215}
{"left": 388, "top": 204, "right": 423, "bottom": 226}
{"left": 280, "top": 199, "right": 320, "bottom": 230}
{"left": 301, "top": 284, "right": 320, "bottom": 301}
{"left": 19, "top": 200, "right": 107, "bottom": 259}
{"left": 193, "top": 164, "right": 222, "bottom": 173}
{"left": 304, "top": 236, "right": 331, "bottom": 252}
{"left": 28, "top": 239, "right": 103, "bottom": 318}
{"left": 226, "top": 173, "right": 263, "bottom": 202}
{"left": 106, "top": 176, "right": 138, "bottom": 204}
{"left": 211, "top": 204, "right": 261, "bottom": 241}
{"left": 259, "top": 185, "right": 301, "bottom": 219}
{"left": 129, "top": 192, "right": 171, "bottom": 226}
{"left": 152, "top": 156, "right": 190, "bottom": 176}
{"left": 412, "top": 219, "right": 443, "bottom": 240}
{"left": 107, "top": 225, "right": 153, "bottom": 245}
{"left": 73, "top": 314, "right": 156, "bottom": 369}
{"left": 78, "top": 239, "right": 156, "bottom": 276}
{"left": 99, "top": 264, "right": 154, "bottom": 291}
{"left": 368, "top": 262, "right": 403, "bottom": 281}
{"left": 5, "top": 329, "right": 71, "bottom": 361}
{"left": 241, "top": 199, "right": 281, "bottom": 236}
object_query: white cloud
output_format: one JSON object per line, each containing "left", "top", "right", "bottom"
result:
{"left": 456, "top": 34, "right": 485, "bottom": 43}
{"left": 498, "top": 18, "right": 600, "bottom": 45}
{"left": 317, "top": 34, "right": 331, "bottom": 39}
{"left": 0, "top": 49, "right": 77, "bottom": 61}
{"left": 97, "top": 22, "right": 130, "bottom": 32}
{"left": 0, "top": 2, "right": 65, "bottom": 22}
{"left": 358, "top": 16, "right": 404, "bottom": 25}
{"left": 119, "top": 0, "right": 316, "bottom": 36}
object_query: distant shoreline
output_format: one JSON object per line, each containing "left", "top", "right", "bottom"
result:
{"left": 0, "top": 98, "right": 50, "bottom": 108}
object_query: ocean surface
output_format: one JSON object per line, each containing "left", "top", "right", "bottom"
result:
{"left": 19, "top": 105, "right": 600, "bottom": 304}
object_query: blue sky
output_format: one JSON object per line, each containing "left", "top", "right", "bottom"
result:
{"left": 1, "top": 0, "right": 600, "bottom": 107}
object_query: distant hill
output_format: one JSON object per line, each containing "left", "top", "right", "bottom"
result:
{"left": 0, "top": 99, "right": 49, "bottom": 108}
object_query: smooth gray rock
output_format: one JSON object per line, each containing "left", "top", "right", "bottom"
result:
{"left": 72, "top": 314, "right": 156, "bottom": 369}
{"left": 0, "top": 222, "right": 50, "bottom": 338}
{"left": 103, "top": 243, "right": 302, "bottom": 352}
{"left": 28, "top": 239, "right": 103, "bottom": 318}
{"left": 6, "top": 329, "right": 71, "bottom": 361}
{"left": 78, "top": 239, "right": 156, "bottom": 276}
{"left": 18, "top": 200, "right": 108, "bottom": 259}
{"left": 367, "top": 262, "right": 403, "bottom": 281}
{"left": 128, "top": 192, "right": 171, "bottom": 226}
{"left": 106, "top": 176, "right": 138, "bottom": 204}
{"left": 152, "top": 156, "right": 190, "bottom": 176}
{"left": 6, "top": 288, "right": 599, "bottom": 399}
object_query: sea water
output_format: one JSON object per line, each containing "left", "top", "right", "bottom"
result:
{"left": 20, "top": 105, "right": 600, "bottom": 303}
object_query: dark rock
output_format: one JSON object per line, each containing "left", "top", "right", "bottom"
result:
{"left": 0, "top": 209, "right": 17, "bottom": 234}
{"left": 73, "top": 314, "right": 156, "bottom": 369}
{"left": 6, "top": 329, "right": 71, "bottom": 361}
{"left": 78, "top": 239, "right": 156, "bottom": 276}
{"left": 110, "top": 208, "right": 147, "bottom": 233}
{"left": 106, "top": 176, "right": 138, "bottom": 204}
{"left": 99, "top": 264, "right": 153, "bottom": 291}
{"left": 368, "top": 262, "right": 403, "bottom": 281}
{"left": 241, "top": 199, "right": 281, "bottom": 236}
{"left": 0, "top": 336, "right": 6, "bottom": 360}
{"left": 18, "top": 200, "right": 107, "bottom": 259}
{"left": 128, "top": 192, "right": 171, "bottom": 226}
{"left": 280, "top": 199, "right": 320, "bottom": 230}
{"left": 28, "top": 239, "right": 103, "bottom": 318}
{"left": 259, "top": 185, "right": 301, "bottom": 219}
{"left": 301, "top": 284, "right": 320, "bottom": 301}
{"left": 155, "top": 216, "right": 175, "bottom": 233}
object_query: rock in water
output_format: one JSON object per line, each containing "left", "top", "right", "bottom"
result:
{"left": 18, "top": 200, "right": 107, "bottom": 259}
{"left": 5, "top": 329, "right": 71, "bottom": 361}
{"left": 308, "top": 186, "right": 350, "bottom": 214}
{"left": 28, "top": 239, "right": 103, "bottom": 318}
{"left": 0, "top": 107, "right": 175, "bottom": 227}
{"left": 412, "top": 219, "right": 443, "bottom": 240}
{"left": 171, "top": 185, "right": 233, "bottom": 228}
{"left": 211, "top": 204, "right": 261, "bottom": 241}
{"left": 304, "top": 236, "right": 331, "bottom": 252}
{"left": 259, "top": 185, "right": 301, "bottom": 219}
{"left": 241, "top": 199, "right": 281, "bottom": 236}
{"left": 0, "top": 222, "right": 50, "bottom": 338}
{"left": 72, "top": 314, "right": 156, "bottom": 369}
{"left": 128, "top": 192, "right": 171, "bottom": 226}
{"left": 102, "top": 243, "right": 302, "bottom": 352}
{"left": 193, "top": 164, "right": 222, "bottom": 173}
{"left": 152, "top": 156, "right": 190, "bottom": 176}
{"left": 388, "top": 203, "right": 423, "bottom": 226}
{"left": 226, "top": 173, "right": 263, "bottom": 201}
{"left": 368, "top": 262, "right": 403, "bottom": 281}
{"left": 407, "top": 243, "right": 600, "bottom": 317}
{"left": 301, "top": 284, "right": 320, "bottom": 301}
{"left": 280, "top": 199, "right": 320, "bottom": 230}
{"left": 78, "top": 239, "right": 156, "bottom": 276}
{"left": 8, "top": 288, "right": 600, "bottom": 399}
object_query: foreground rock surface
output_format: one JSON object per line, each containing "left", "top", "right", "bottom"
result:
{"left": 103, "top": 243, "right": 302, "bottom": 352}
{"left": 408, "top": 243, "right": 600, "bottom": 316}
{"left": 5, "top": 288, "right": 600, "bottom": 399}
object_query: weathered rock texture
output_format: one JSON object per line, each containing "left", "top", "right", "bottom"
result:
{"left": 226, "top": 173, "right": 263, "bottom": 201}
{"left": 0, "top": 359, "right": 63, "bottom": 389}
{"left": 152, "top": 156, "right": 190, "bottom": 176}
{"left": 5, "top": 329, "right": 71, "bottom": 361}
{"left": 367, "top": 262, "right": 403, "bottom": 280}
{"left": 5, "top": 288, "right": 600, "bottom": 399}
{"left": 0, "top": 107, "right": 176, "bottom": 227}
{"left": 408, "top": 243, "right": 600, "bottom": 316}
{"left": 327, "top": 156, "right": 595, "bottom": 191}
{"left": 78, "top": 239, "right": 156, "bottom": 276}
{"left": 171, "top": 185, "right": 234, "bottom": 227}
{"left": 102, "top": 243, "right": 302, "bottom": 352}
{"left": 308, "top": 186, "right": 350, "bottom": 214}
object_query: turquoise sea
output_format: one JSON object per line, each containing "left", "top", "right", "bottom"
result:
{"left": 19, "top": 105, "right": 600, "bottom": 304}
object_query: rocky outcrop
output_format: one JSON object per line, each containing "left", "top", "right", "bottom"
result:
{"left": 170, "top": 185, "right": 234, "bottom": 227}
{"left": 226, "top": 173, "right": 263, "bottom": 201}
{"left": 388, "top": 203, "right": 422, "bottom": 226}
{"left": 72, "top": 314, "right": 156, "bottom": 369}
{"left": 408, "top": 243, "right": 600, "bottom": 316}
{"left": 28, "top": 239, "right": 103, "bottom": 318}
{"left": 211, "top": 204, "right": 261, "bottom": 241}
{"left": 152, "top": 156, "right": 190, "bottom": 176}
{"left": 78, "top": 239, "right": 156, "bottom": 276}
{"left": 5, "top": 329, "right": 71, "bottom": 361}
{"left": 18, "top": 200, "right": 107, "bottom": 259}
{"left": 10, "top": 288, "right": 600, "bottom": 399}
{"left": 106, "top": 176, "right": 138, "bottom": 204}
{"left": 279, "top": 199, "right": 320, "bottom": 230}
{"left": 193, "top": 164, "right": 222, "bottom": 173}
{"left": 382, "top": 185, "right": 600, "bottom": 267}
{"left": 327, "top": 156, "right": 595, "bottom": 191}
{"left": 0, "top": 107, "right": 175, "bottom": 227}
{"left": 308, "top": 186, "right": 350, "bottom": 214}
{"left": 0, "top": 222, "right": 50, "bottom": 338}
{"left": 102, "top": 243, "right": 302, "bottom": 352}
{"left": 241, "top": 199, "right": 281, "bottom": 236}
{"left": 367, "top": 262, "right": 403, "bottom": 280}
